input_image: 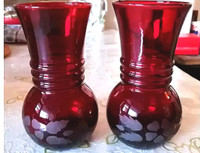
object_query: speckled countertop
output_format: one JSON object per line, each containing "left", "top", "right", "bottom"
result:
{"left": 4, "top": 30, "right": 200, "bottom": 153}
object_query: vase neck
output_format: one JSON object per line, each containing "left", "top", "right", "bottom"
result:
{"left": 15, "top": 2, "right": 91, "bottom": 91}
{"left": 120, "top": 57, "right": 173, "bottom": 89}
{"left": 30, "top": 59, "right": 85, "bottom": 90}
{"left": 113, "top": 1, "right": 191, "bottom": 89}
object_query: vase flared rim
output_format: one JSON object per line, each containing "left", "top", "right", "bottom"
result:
{"left": 14, "top": 1, "right": 91, "bottom": 9}
{"left": 113, "top": 1, "right": 191, "bottom": 7}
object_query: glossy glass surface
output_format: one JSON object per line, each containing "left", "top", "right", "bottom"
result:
{"left": 15, "top": 2, "right": 98, "bottom": 150}
{"left": 107, "top": 1, "right": 191, "bottom": 149}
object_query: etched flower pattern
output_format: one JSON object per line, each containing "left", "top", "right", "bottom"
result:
{"left": 116, "top": 115, "right": 173, "bottom": 144}
{"left": 145, "top": 119, "right": 172, "bottom": 143}
{"left": 116, "top": 115, "right": 143, "bottom": 142}
{"left": 23, "top": 115, "right": 73, "bottom": 145}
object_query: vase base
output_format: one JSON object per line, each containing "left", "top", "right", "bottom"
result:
{"left": 107, "top": 83, "right": 181, "bottom": 149}
{"left": 22, "top": 84, "right": 98, "bottom": 150}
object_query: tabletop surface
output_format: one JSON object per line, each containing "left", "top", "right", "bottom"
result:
{"left": 4, "top": 30, "right": 200, "bottom": 153}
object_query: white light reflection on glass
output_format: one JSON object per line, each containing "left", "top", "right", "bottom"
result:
{"left": 122, "top": 104, "right": 129, "bottom": 112}
{"left": 35, "top": 103, "right": 41, "bottom": 114}
{"left": 45, "top": 91, "right": 51, "bottom": 95}
{"left": 65, "top": 15, "right": 71, "bottom": 37}
{"left": 128, "top": 108, "right": 137, "bottom": 117}
{"left": 121, "top": 102, "right": 138, "bottom": 118}
{"left": 138, "top": 28, "right": 144, "bottom": 61}
{"left": 39, "top": 110, "right": 48, "bottom": 119}
{"left": 164, "top": 91, "right": 171, "bottom": 99}
{"left": 39, "top": 122, "right": 47, "bottom": 131}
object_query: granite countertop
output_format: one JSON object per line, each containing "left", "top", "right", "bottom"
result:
{"left": 4, "top": 30, "right": 200, "bottom": 153}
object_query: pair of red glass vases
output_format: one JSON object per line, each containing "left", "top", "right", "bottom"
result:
{"left": 15, "top": 1, "right": 191, "bottom": 150}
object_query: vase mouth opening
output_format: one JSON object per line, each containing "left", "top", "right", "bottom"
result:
{"left": 113, "top": 1, "right": 191, "bottom": 7}
{"left": 14, "top": 1, "right": 91, "bottom": 9}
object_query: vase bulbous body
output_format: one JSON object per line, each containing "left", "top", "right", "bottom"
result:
{"left": 107, "top": 1, "right": 191, "bottom": 149}
{"left": 15, "top": 2, "right": 98, "bottom": 150}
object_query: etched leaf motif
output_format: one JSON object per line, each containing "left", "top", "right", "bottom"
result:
{"left": 119, "top": 132, "right": 143, "bottom": 142}
{"left": 63, "top": 130, "right": 73, "bottom": 137}
{"left": 145, "top": 132, "right": 157, "bottom": 141}
{"left": 116, "top": 125, "right": 125, "bottom": 131}
{"left": 161, "top": 119, "right": 171, "bottom": 130}
{"left": 154, "top": 135, "right": 164, "bottom": 143}
{"left": 46, "top": 120, "right": 69, "bottom": 134}
{"left": 34, "top": 131, "right": 44, "bottom": 140}
{"left": 119, "top": 115, "right": 143, "bottom": 131}
{"left": 147, "top": 121, "right": 159, "bottom": 131}
{"left": 32, "top": 119, "right": 41, "bottom": 130}
{"left": 24, "top": 115, "right": 30, "bottom": 126}
{"left": 163, "top": 129, "right": 171, "bottom": 137}
{"left": 32, "top": 119, "right": 46, "bottom": 131}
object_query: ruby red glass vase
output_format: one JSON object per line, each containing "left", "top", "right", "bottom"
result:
{"left": 107, "top": 1, "right": 191, "bottom": 149}
{"left": 15, "top": 2, "right": 98, "bottom": 150}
